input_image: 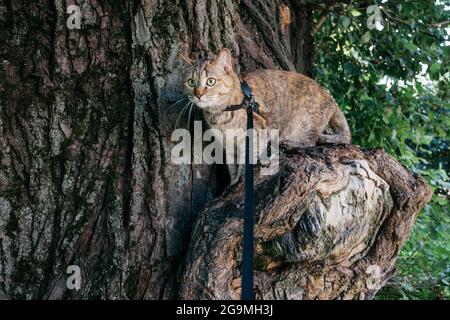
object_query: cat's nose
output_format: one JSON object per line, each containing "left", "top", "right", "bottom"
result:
{"left": 194, "top": 87, "right": 206, "bottom": 99}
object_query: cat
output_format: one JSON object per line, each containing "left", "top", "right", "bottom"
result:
{"left": 182, "top": 48, "right": 351, "bottom": 185}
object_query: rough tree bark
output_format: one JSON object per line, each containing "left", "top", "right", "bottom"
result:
{"left": 179, "top": 144, "right": 431, "bottom": 299}
{"left": 0, "top": 0, "right": 430, "bottom": 300}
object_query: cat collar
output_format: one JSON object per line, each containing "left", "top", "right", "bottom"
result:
{"left": 225, "top": 81, "right": 260, "bottom": 114}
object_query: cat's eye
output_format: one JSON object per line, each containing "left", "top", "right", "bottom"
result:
{"left": 187, "top": 79, "right": 196, "bottom": 87}
{"left": 206, "top": 78, "right": 216, "bottom": 86}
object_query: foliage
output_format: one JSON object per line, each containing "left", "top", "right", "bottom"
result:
{"left": 312, "top": 0, "right": 450, "bottom": 299}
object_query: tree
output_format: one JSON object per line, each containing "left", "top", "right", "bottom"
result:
{"left": 312, "top": 0, "right": 449, "bottom": 299}
{"left": 179, "top": 145, "right": 431, "bottom": 299}
{"left": 0, "top": 0, "right": 437, "bottom": 300}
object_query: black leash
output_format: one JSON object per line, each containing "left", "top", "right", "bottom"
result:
{"left": 225, "top": 81, "right": 259, "bottom": 300}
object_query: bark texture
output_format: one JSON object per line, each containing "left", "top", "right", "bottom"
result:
{"left": 0, "top": 0, "right": 430, "bottom": 300}
{"left": 179, "top": 145, "right": 431, "bottom": 300}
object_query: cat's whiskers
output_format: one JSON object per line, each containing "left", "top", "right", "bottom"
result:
{"left": 168, "top": 97, "right": 188, "bottom": 110}
{"left": 175, "top": 101, "right": 191, "bottom": 129}
{"left": 187, "top": 102, "right": 195, "bottom": 129}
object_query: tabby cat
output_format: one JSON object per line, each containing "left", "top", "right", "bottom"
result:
{"left": 182, "top": 49, "right": 351, "bottom": 184}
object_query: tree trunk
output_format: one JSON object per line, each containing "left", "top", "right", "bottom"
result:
{"left": 179, "top": 144, "right": 431, "bottom": 299}
{"left": 0, "top": 0, "right": 429, "bottom": 300}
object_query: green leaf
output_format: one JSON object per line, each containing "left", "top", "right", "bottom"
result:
{"left": 435, "top": 196, "right": 448, "bottom": 206}
{"left": 429, "top": 63, "right": 441, "bottom": 74}
{"left": 342, "top": 16, "right": 351, "bottom": 29}
{"left": 344, "top": 63, "right": 360, "bottom": 76}
{"left": 361, "top": 31, "right": 372, "bottom": 44}
{"left": 443, "top": 46, "right": 450, "bottom": 57}
{"left": 405, "top": 42, "right": 418, "bottom": 52}
{"left": 349, "top": 8, "right": 362, "bottom": 17}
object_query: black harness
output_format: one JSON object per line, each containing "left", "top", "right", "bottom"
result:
{"left": 225, "top": 81, "right": 260, "bottom": 114}
{"left": 225, "top": 81, "right": 259, "bottom": 300}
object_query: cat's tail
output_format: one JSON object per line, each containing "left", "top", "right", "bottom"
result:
{"left": 318, "top": 108, "right": 352, "bottom": 144}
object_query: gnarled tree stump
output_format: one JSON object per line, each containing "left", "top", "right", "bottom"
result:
{"left": 179, "top": 144, "right": 431, "bottom": 300}
{"left": 0, "top": 0, "right": 431, "bottom": 300}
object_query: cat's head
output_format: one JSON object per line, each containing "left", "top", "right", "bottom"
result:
{"left": 182, "top": 49, "right": 238, "bottom": 110}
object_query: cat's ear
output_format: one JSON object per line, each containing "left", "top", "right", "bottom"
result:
{"left": 179, "top": 53, "right": 194, "bottom": 66}
{"left": 214, "top": 48, "right": 232, "bottom": 73}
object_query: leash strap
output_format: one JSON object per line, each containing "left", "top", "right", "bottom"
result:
{"left": 225, "top": 81, "right": 258, "bottom": 300}
{"left": 242, "top": 105, "right": 254, "bottom": 300}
